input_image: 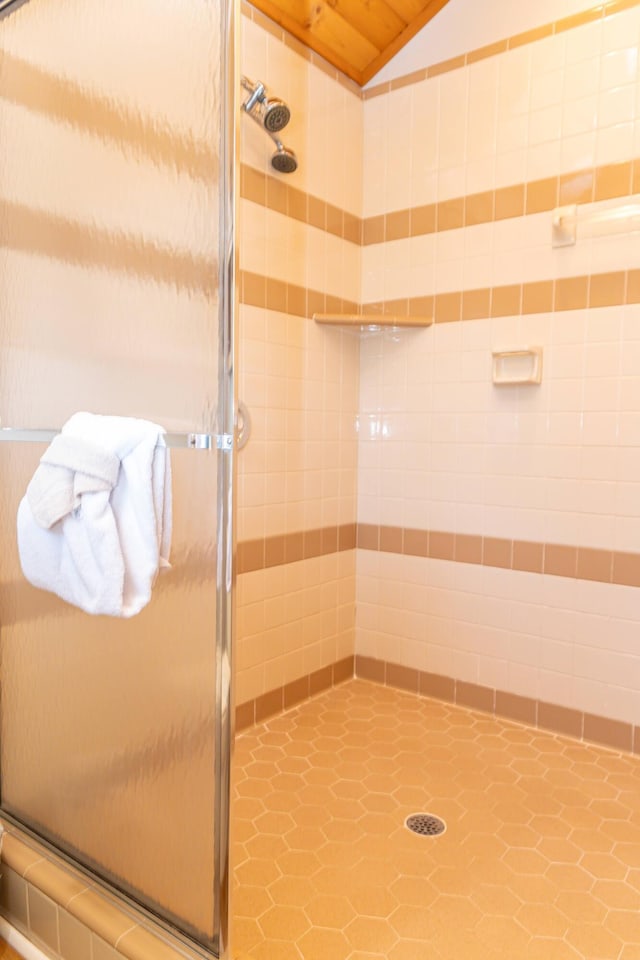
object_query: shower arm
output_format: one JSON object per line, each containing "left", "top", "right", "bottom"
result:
{"left": 241, "top": 75, "right": 265, "bottom": 114}
{"left": 241, "top": 98, "right": 286, "bottom": 150}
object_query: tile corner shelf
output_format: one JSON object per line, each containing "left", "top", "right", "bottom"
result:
{"left": 313, "top": 313, "right": 433, "bottom": 329}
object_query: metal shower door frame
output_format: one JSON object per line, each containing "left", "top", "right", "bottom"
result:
{"left": 0, "top": 0, "right": 239, "bottom": 955}
{"left": 214, "top": 0, "right": 239, "bottom": 953}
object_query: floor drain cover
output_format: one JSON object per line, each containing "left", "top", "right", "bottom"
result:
{"left": 405, "top": 813, "right": 446, "bottom": 837}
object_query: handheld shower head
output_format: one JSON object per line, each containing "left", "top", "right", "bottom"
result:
{"left": 271, "top": 143, "right": 298, "bottom": 175}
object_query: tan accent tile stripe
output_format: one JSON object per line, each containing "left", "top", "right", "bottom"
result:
{"left": 237, "top": 521, "right": 640, "bottom": 590}
{"left": 354, "top": 655, "right": 637, "bottom": 753}
{"left": 237, "top": 523, "right": 356, "bottom": 574}
{"left": 242, "top": 2, "right": 361, "bottom": 98}
{"left": 241, "top": 163, "right": 361, "bottom": 244}
{"left": 243, "top": 157, "right": 640, "bottom": 247}
{"left": 363, "top": 0, "right": 640, "bottom": 98}
{"left": 239, "top": 269, "right": 359, "bottom": 317}
{"left": 361, "top": 159, "right": 638, "bottom": 244}
{"left": 236, "top": 656, "right": 355, "bottom": 730}
{"left": 245, "top": 267, "right": 638, "bottom": 321}
{"left": 236, "top": 651, "right": 638, "bottom": 753}
{"left": 365, "top": 268, "right": 640, "bottom": 323}
{"left": 356, "top": 523, "right": 640, "bottom": 588}
{"left": 0, "top": 833, "right": 191, "bottom": 960}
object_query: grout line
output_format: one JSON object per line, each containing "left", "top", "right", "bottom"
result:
{"left": 21, "top": 860, "right": 46, "bottom": 880}
{"left": 114, "top": 922, "right": 140, "bottom": 948}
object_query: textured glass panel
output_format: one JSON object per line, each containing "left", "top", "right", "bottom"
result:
{"left": 0, "top": 0, "right": 221, "bottom": 946}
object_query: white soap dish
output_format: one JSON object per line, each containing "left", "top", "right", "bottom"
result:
{"left": 492, "top": 346, "right": 543, "bottom": 385}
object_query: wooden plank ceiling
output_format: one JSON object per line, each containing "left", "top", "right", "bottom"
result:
{"left": 250, "top": 0, "right": 453, "bottom": 86}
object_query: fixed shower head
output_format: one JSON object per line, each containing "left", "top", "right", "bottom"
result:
{"left": 241, "top": 76, "right": 291, "bottom": 132}
{"left": 263, "top": 98, "right": 291, "bottom": 133}
{"left": 271, "top": 143, "right": 298, "bottom": 175}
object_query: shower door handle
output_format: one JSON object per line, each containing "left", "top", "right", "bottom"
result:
{"left": 237, "top": 401, "right": 251, "bottom": 450}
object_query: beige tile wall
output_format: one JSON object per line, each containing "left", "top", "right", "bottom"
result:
{"left": 237, "top": 0, "right": 640, "bottom": 725}
{"left": 365, "top": 0, "right": 640, "bottom": 95}
{"left": 237, "top": 11, "right": 362, "bottom": 703}
{"left": 357, "top": 1, "right": 640, "bottom": 726}
{"left": 236, "top": 551, "right": 356, "bottom": 706}
{"left": 355, "top": 654, "right": 640, "bottom": 754}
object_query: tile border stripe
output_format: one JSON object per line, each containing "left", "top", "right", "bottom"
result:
{"left": 236, "top": 656, "right": 355, "bottom": 730}
{"left": 366, "top": 267, "right": 640, "bottom": 323}
{"left": 240, "top": 269, "right": 359, "bottom": 317}
{"left": 362, "top": 159, "right": 640, "bottom": 245}
{"left": 235, "top": 654, "right": 640, "bottom": 755}
{"left": 241, "top": 158, "right": 640, "bottom": 246}
{"left": 241, "top": 163, "right": 361, "bottom": 244}
{"left": 354, "top": 655, "right": 640, "bottom": 755}
{"left": 237, "top": 521, "right": 640, "bottom": 588}
{"left": 240, "top": 266, "right": 640, "bottom": 321}
{"left": 363, "top": 0, "right": 640, "bottom": 97}
{"left": 357, "top": 522, "right": 640, "bottom": 587}
{"left": 237, "top": 523, "right": 357, "bottom": 574}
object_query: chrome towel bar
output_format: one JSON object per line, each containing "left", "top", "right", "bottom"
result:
{"left": 0, "top": 428, "right": 230, "bottom": 450}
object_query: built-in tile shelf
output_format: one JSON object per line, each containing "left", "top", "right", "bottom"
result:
{"left": 314, "top": 313, "right": 433, "bottom": 330}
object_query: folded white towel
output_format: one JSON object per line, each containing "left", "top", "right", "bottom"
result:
{"left": 17, "top": 412, "right": 172, "bottom": 617}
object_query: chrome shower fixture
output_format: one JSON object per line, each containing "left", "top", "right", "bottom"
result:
{"left": 241, "top": 75, "right": 298, "bottom": 174}
{"left": 241, "top": 75, "right": 291, "bottom": 132}
{"left": 271, "top": 141, "right": 298, "bottom": 175}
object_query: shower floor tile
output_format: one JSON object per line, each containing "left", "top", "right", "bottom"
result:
{"left": 231, "top": 679, "right": 640, "bottom": 960}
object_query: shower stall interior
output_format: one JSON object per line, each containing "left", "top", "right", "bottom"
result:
{"left": 0, "top": 0, "right": 236, "bottom": 956}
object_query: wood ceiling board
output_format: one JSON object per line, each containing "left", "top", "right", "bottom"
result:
{"left": 360, "top": 0, "right": 453, "bottom": 83}
{"left": 311, "top": 3, "right": 381, "bottom": 70}
{"left": 248, "top": 0, "right": 453, "bottom": 86}
{"left": 378, "top": 0, "right": 428, "bottom": 20}
{"left": 251, "top": 0, "right": 365, "bottom": 83}
{"left": 329, "top": 0, "right": 407, "bottom": 51}
{"left": 268, "top": 0, "right": 380, "bottom": 72}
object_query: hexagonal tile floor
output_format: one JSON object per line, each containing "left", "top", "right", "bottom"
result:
{"left": 232, "top": 680, "right": 640, "bottom": 960}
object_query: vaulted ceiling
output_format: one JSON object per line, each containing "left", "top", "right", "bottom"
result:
{"left": 250, "top": 0, "right": 453, "bottom": 86}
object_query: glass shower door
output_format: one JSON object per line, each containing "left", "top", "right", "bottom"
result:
{"left": 0, "top": 0, "right": 236, "bottom": 953}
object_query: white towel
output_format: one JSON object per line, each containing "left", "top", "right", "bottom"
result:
{"left": 17, "top": 412, "right": 172, "bottom": 617}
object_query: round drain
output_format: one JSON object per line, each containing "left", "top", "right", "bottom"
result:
{"left": 405, "top": 813, "right": 446, "bottom": 837}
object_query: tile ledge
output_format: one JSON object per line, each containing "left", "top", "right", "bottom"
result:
{"left": 0, "top": 829, "right": 198, "bottom": 960}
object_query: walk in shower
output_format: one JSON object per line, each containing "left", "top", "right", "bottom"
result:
{"left": 0, "top": 0, "right": 237, "bottom": 956}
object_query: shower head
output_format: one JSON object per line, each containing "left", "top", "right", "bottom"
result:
{"left": 271, "top": 143, "right": 298, "bottom": 175}
{"left": 241, "top": 76, "right": 291, "bottom": 132}
{"left": 263, "top": 98, "right": 291, "bottom": 134}
{"left": 241, "top": 76, "right": 298, "bottom": 174}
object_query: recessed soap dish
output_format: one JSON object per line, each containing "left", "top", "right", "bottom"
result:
{"left": 492, "top": 347, "right": 543, "bottom": 385}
